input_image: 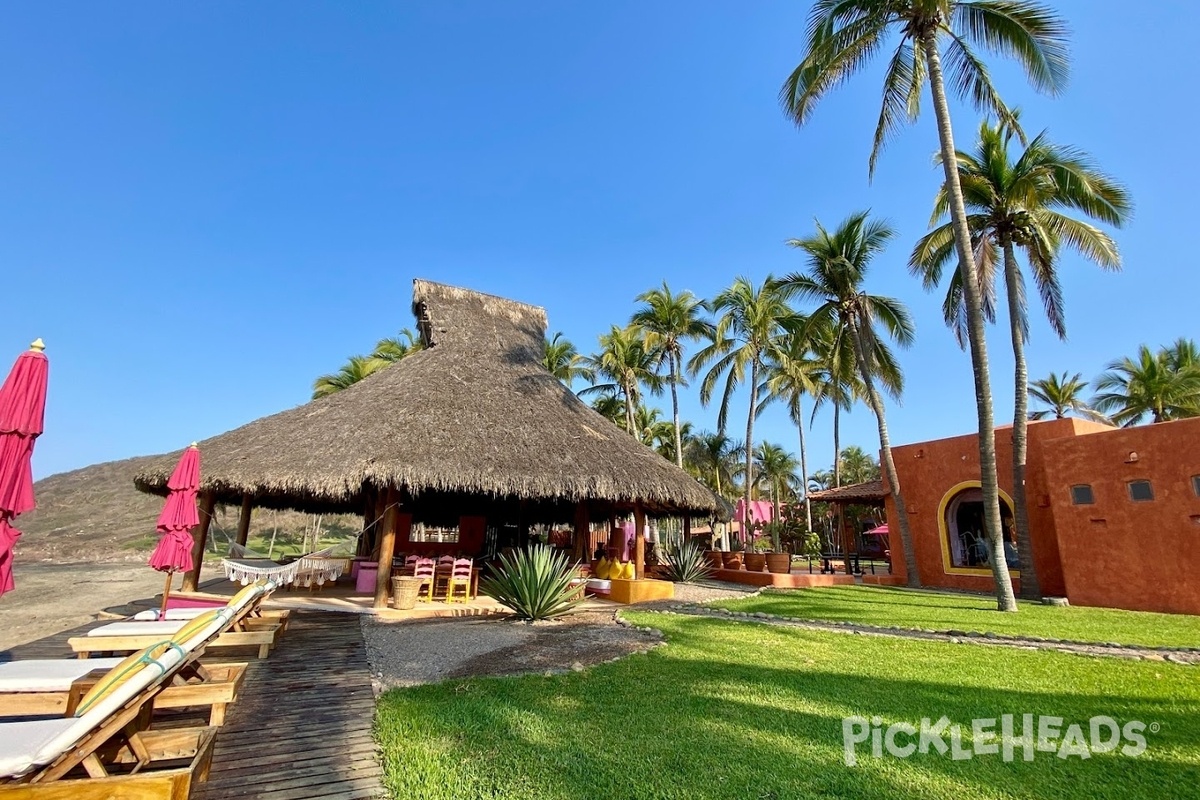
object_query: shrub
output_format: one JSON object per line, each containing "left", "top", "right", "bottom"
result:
{"left": 661, "top": 539, "right": 713, "bottom": 583}
{"left": 479, "top": 545, "right": 583, "bottom": 621}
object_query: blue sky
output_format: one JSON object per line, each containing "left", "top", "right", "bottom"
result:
{"left": 3, "top": 1, "right": 1196, "bottom": 480}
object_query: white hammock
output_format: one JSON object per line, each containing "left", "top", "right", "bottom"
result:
{"left": 222, "top": 544, "right": 339, "bottom": 586}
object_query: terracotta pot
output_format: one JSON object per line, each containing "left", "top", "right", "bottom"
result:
{"left": 704, "top": 550, "right": 724, "bottom": 571}
{"left": 765, "top": 553, "right": 792, "bottom": 574}
{"left": 721, "top": 551, "right": 743, "bottom": 570}
{"left": 744, "top": 553, "right": 767, "bottom": 572}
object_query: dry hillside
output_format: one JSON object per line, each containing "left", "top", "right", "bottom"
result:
{"left": 18, "top": 455, "right": 354, "bottom": 563}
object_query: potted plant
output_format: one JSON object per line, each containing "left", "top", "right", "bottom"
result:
{"left": 764, "top": 520, "right": 794, "bottom": 574}
{"left": 745, "top": 532, "right": 769, "bottom": 572}
{"left": 722, "top": 538, "right": 744, "bottom": 570}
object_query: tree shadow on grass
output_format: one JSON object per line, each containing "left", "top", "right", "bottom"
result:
{"left": 375, "top": 615, "right": 1200, "bottom": 800}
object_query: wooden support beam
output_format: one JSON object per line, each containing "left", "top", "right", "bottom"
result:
{"left": 573, "top": 502, "right": 590, "bottom": 563}
{"left": 373, "top": 487, "right": 400, "bottom": 609}
{"left": 633, "top": 504, "right": 646, "bottom": 580}
{"left": 235, "top": 496, "right": 253, "bottom": 547}
{"left": 181, "top": 492, "right": 215, "bottom": 592}
{"left": 683, "top": 515, "right": 692, "bottom": 540}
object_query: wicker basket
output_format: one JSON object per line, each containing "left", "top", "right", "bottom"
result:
{"left": 391, "top": 576, "right": 423, "bottom": 610}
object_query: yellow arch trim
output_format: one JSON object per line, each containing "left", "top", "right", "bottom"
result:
{"left": 936, "top": 480, "right": 1020, "bottom": 577}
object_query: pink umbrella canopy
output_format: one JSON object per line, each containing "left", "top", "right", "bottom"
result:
{"left": 866, "top": 524, "right": 889, "bottom": 536}
{"left": 149, "top": 445, "right": 201, "bottom": 574}
{"left": 0, "top": 340, "right": 49, "bottom": 599}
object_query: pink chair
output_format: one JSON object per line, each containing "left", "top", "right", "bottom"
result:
{"left": 413, "top": 558, "right": 436, "bottom": 602}
{"left": 403, "top": 554, "right": 420, "bottom": 576}
{"left": 446, "top": 558, "right": 474, "bottom": 603}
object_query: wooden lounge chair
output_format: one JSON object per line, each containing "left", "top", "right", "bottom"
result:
{"left": 67, "top": 581, "right": 282, "bottom": 660}
{"left": 0, "top": 657, "right": 247, "bottom": 727}
{"left": 0, "top": 634, "right": 223, "bottom": 798}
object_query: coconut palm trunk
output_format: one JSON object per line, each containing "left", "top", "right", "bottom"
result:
{"left": 921, "top": 32, "right": 1016, "bottom": 611}
{"left": 847, "top": 317, "right": 920, "bottom": 587}
{"left": 1003, "top": 241, "right": 1042, "bottom": 599}
{"left": 670, "top": 353, "right": 684, "bottom": 468}
{"left": 795, "top": 400, "right": 813, "bottom": 537}
{"left": 743, "top": 359, "right": 760, "bottom": 545}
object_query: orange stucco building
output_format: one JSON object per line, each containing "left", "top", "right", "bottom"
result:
{"left": 881, "top": 416, "right": 1200, "bottom": 615}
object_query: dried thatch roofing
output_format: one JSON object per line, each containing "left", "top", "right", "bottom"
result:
{"left": 135, "top": 280, "right": 723, "bottom": 517}
{"left": 807, "top": 479, "right": 886, "bottom": 504}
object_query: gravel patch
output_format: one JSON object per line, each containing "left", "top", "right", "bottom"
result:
{"left": 669, "top": 579, "right": 760, "bottom": 604}
{"left": 362, "top": 610, "right": 661, "bottom": 692}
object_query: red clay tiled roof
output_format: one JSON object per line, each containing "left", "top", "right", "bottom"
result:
{"left": 807, "top": 479, "right": 886, "bottom": 503}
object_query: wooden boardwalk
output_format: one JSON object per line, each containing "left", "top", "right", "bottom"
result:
{"left": 2, "top": 611, "right": 387, "bottom": 800}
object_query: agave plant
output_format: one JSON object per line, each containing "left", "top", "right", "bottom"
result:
{"left": 661, "top": 539, "right": 712, "bottom": 584}
{"left": 479, "top": 545, "right": 584, "bottom": 621}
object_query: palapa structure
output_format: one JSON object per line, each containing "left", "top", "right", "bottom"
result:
{"left": 136, "top": 280, "right": 723, "bottom": 606}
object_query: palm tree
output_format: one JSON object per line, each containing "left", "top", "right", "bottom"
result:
{"left": 778, "top": 211, "right": 921, "bottom": 588}
{"left": 684, "top": 431, "right": 740, "bottom": 499}
{"left": 630, "top": 406, "right": 676, "bottom": 451}
{"left": 808, "top": 469, "right": 834, "bottom": 493}
{"left": 1028, "top": 372, "right": 1107, "bottom": 422}
{"left": 312, "top": 355, "right": 388, "bottom": 399}
{"left": 781, "top": 0, "right": 1070, "bottom": 612}
{"left": 912, "top": 118, "right": 1131, "bottom": 600}
{"left": 543, "top": 332, "right": 595, "bottom": 387}
{"left": 580, "top": 326, "right": 664, "bottom": 435}
{"left": 589, "top": 393, "right": 627, "bottom": 429}
{"left": 761, "top": 328, "right": 823, "bottom": 535}
{"left": 689, "top": 277, "right": 798, "bottom": 543}
{"left": 372, "top": 328, "right": 423, "bottom": 363}
{"left": 754, "top": 443, "right": 801, "bottom": 550}
{"left": 809, "top": 323, "right": 866, "bottom": 492}
{"left": 1094, "top": 344, "right": 1200, "bottom": 425}
{"left": 631, "top": 282, "right": 713, "bottom": 470}
{"left": 838, "top": 445, "right": 881, "bottom": 485}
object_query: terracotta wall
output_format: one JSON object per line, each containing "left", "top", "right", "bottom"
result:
{"left": 1042, "top": 417, "right": 1200, "bottom": 615}
{"left": 883, "top": 418, "right": 1109, "bottom": 595}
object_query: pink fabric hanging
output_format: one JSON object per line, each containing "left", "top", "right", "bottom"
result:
{"left": 0, "top": 342, "right": 49, "bottom": 598}
{"left": 148, "top": 446, "right": 202, "bottom": 575}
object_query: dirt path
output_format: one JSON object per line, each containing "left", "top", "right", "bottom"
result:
{"left": 0, "top": 562, "right": 166, "bottom": 652}
{"left": 645, "top": 604, "right": 1200, "bottom": 665}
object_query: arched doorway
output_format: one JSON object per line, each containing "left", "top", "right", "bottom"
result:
{"left": 939, "top": 483, "right": 1019, "bottom": 573}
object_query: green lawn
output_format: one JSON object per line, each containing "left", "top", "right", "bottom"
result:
{"left": 709, "top": 586, "right": 1200, "bottom": 648}
{"left": 374, "top": 612, "right": 1200, "bottom": 800}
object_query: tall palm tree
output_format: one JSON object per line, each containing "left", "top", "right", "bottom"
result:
{"left": 589, "top": 394, "right": 627, "bottom": 429}
{"left": 1094, "top": 344, "right": 1200, "bottom": 425}
{"left": 630, "top": 406, "right": 676, "bottom": 452}
{"left": 912, "top": 118, "right": 1131, "bottom": 600}
{"left": 754, "top": 442, "right": 801, "bottom": 551}
{"left": 689, "top": 277, "right": 798, "bottom": 542}
{"left": 1028, "top": 372, "right": 1107, "bottom": 422}
{"left": 580, "top": 326, "right": 664, "bottom": 435}
{"left": 778, "top": 211, "right": 921, "bottom": 588}
{"left": 781, "top": 0, "right": 1070, "bottom": 612}
{"left": 312, "top": 355, "right": 388, "bottom": 399}
{"left": 543, "top": 332, "right": 595, "bottom": 387}
{"left": 631, "top": 282, "right": 713, "bottom": 470}
{"left": 808, "top": 469, "right": 835, "bottom": 493}
{"left": 684, "top": 431, "right": 740, "bottom": 499}
{"left": 809, "top": 322, "right": 867, "bottom": 491}
{"left": 761, "top": 327, "right": 823, "bottom": 535}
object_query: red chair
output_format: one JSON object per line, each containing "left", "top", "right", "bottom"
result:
{"left": 446, "top": 558, "right": 474, "bottom": 603}
{"left": 413, "top": 558, "right": 436, "bottom": 602}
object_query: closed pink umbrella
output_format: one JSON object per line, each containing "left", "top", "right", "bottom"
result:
{"left": 148, "top": 444, "right": 201, "bottom": 618}
{"left": 0, "top": 339, "right": 49, "bottom": 598}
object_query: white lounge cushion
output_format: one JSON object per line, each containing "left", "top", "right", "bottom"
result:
{"left": 86, "top": 621, "right": 184, "bottom": 637}
{"left": 131, "top": 608, "right": 208, "bottom": 621}
{"left": 0, "top": 658, "right": 123, "bottom": 692}
{"left": 0, "top": 718, "right": 77, "bottom": 777}
{"left": 586, "top": 579, "right": 612, "bottom": 591}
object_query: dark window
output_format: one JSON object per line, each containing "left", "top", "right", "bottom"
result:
{"left": 1128, "top": 480, "right": 1154, "bottom": 502}
{"left": 1070, "top": 485, "right": 1095, "bottom": 505}
{"left": 1192, "top": 476, "right": 1200, "bottom": 497}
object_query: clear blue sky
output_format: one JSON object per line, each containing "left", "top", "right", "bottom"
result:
{"left": 4, "top": 1, "right": 1196, "bottom": 481}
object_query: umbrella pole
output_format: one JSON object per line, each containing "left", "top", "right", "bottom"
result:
{"left": 160, "top": 571, "right": 174, "bottom": 620}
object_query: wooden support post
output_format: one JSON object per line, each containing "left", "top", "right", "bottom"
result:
{"left": 182, "top": 492, "right": 215, "bottom": 592}
{"left": 633, "top": 504, "right": 646, "bottom": 580}
{"left": 573, "top": 502, "right": 590, "bottom": 563}
{"left": 235, "top": 496, "right": 253, "bottom": 547}
{"left": 373, "top": 487, "right": 400, "bottom": 609}
{"left": 683, "top": 515, "right": 692, "bottom": 541}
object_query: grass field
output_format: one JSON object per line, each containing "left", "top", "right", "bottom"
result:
{"left": 375, "top": 612, "right": 1199, "bottom": 799}
{"left": 708, "top": 586, "right": 1200, "bottom": 648}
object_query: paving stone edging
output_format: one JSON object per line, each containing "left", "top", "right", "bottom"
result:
{"left": 626, "top": 604, "right": 1200, "bottom": 666}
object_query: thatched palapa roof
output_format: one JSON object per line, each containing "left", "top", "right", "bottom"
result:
{"left": 807, "top": 479, "right": 886, "bottom": 504}
{"left": 135, "top": 280, "right": 723, "bottom": 518}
